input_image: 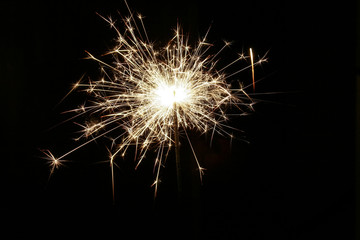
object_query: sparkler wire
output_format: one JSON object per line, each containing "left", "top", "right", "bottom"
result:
{"left": 173, "top": 102, "right": 182, "bottom": 199}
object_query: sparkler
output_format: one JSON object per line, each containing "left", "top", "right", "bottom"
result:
{"left": 42, "top": 3, "right": 267, "bottom": 201}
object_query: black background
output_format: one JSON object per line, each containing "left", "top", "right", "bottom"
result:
{"left": 1, "top": 0, "right": 356, "bottom": 239}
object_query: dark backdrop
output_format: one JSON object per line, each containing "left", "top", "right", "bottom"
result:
{"left": 1, "top": 0, "right": 355, "bottom": 239}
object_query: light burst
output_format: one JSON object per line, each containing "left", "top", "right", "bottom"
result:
{"left": 41, "top": 149, "right": 66, "bottom": 179}
{"left": 42, "top": 4, "right": 267, "bottom": 199}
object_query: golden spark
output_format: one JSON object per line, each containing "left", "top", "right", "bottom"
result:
{"left": 41, "top": 149, "right": 65, "bottom": 179}
{"left": 250, "top": 47, "right": 255, "bottom": 91}
{"left": 43, "top": 4, "right": 267, "bottom": 199}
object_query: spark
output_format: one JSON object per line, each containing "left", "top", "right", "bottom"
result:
{"left": 250, "top": 47, "right": 255, "bottom": 91}
{"left": 41, "top": 149, "right": 65, "bottom": 179}
{"left": 43, "top": 5, "right": 267, "bottom": 199}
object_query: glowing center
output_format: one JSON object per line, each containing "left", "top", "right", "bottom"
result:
{"left": 155, "top": 84, "right": 188, "bottom": 107}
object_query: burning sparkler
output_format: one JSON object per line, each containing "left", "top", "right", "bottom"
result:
{"left": 42, "top": 2, "right": 267, "bottom": 200}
